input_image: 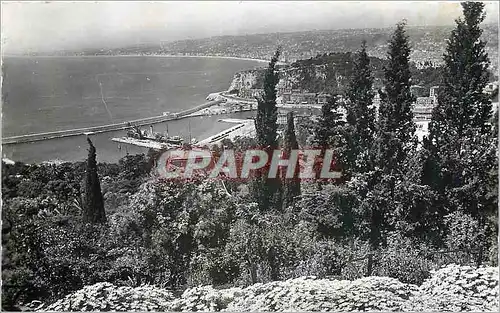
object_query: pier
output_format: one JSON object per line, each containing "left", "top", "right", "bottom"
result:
{"left": 197, "top": 118, "right": 255, "bottom": 145}
{"left": 111, "top": 137, "right": 175, "bottom": 150}
{"left": 2, "top": 99, "right": 224, "bottom": 145}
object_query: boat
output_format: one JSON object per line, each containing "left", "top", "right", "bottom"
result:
{"left": 126, "top": 125, "right": 183, "bottom": 146}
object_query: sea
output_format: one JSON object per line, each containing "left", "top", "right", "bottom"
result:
{"left": 1, "top": 56, "right": 263, "bottom": 163}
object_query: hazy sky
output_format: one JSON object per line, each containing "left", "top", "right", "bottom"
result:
{"left": 2, "top": 1, "right": 499, "bottom": 54}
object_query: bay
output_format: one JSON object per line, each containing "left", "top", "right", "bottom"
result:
{"left": 1, "top": 56, "right": 263, "bottom": 163}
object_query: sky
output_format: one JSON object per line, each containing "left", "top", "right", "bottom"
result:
{"left": 2, "top": 1, "right": 499, "bottom": 54}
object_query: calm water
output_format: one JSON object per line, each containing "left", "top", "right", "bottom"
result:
{"left": 2, "top": 56, "right": 263, "bottom": 163}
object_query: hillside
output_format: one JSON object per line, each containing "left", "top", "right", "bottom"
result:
{"left": 38, "top": 25, "right": 498, "bottom": 74}
{"left": 227, "top": 52, "right": 444, "bottom": 96}
{"left": 157, "top": 25, "right": 498, "bottom": 67}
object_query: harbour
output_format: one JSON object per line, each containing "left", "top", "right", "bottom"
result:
{"left": 2, "top": 99, "right": 224, "bottom": 145}
{"left": 1, "top": 55, "right": 322, "bottom": 164}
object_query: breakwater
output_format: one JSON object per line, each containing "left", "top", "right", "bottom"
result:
{"left": 2, "top": 99, "right": 224, "bottom": 145}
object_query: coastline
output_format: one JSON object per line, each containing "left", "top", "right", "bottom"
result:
{"left": 1, "top": 53, "right": 287, "bottom": 65}
{"left": 1, "top": 55, "right": 273, "bottom": 164}
{"left": 2, "top": 99, "right": 224, "bottom": 144}
{"left": 156, "top": 54, "right": 287, "bottom": 65}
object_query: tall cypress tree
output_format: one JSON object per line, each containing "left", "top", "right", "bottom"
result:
{"left": 435, "top": 3, "right": 491, "bottom": 137}
{"left": 363, "top": 21, "right": 415, "bottom": 274}
{"left": 425, "top": 1, "right": 494, "bottom": 196}
{"left": 253, "top": 48, "right": 282, "bottom": 211}
{"left": 375, "top": 21, "right": 415, "bottom": 174}
{"left": 423, "top": 2, "right": 497, "bottom": 265}
{"left": 346, "top": 41, "right": 376, "bottom": 173}
{"left": 255, "top": 48, "right": 280, "bottom": 149}
{"left": 83, "top": 138, "right": 106, "bottom": 223}
{"left": 282, "top": 111, "right": 301, "bottom": 209}
{"left": 429, "top": 1, "right": 492, "bottom": 144}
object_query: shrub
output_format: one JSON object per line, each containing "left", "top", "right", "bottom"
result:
{"left": 443, "top": 211, "right": 486, "bottom": 265}
{"left": 376, "top": 232, "right": 435, "bottom": 285}
{"left": 295, "top": 184, "right": 360, "bottom": 239}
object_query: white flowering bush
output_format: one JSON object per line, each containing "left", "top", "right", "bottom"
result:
{"left": 37, "top": 264, "right": 498, "bottom": 312}
{"left": 224, "top": 276, "right": 417, "bottom": 312}
{"left": 42, "top": 282, "right": 175, "bottom": 311}
{"left": 404, "top": 264, "right": 499, "bottom": 312}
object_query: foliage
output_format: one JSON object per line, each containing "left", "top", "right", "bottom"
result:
{"left": 313, "top": 95, "right": 344, "bottom": 150}
{"left": 423, "top": 2, "right": 497, "bottom": 266}
{"left": 255, "top": 48, "right": 280, "bottom": 149}
{"left": 375, "top": 21, "right": 416, "bottom": 174}
{"left": 281, "top": 111, "right": 301, "bottom": 209}
{"left": 345, "top": 41, "right": 377, "bottom": 174}
{"left": 126, "top": 177, "right": 239, "bottom": 287}
{"left": 442, "top": 211, "right": 487, "bottom": 265}
{"left": 294, "top": 184, "right": 359, "bottom": 239}
{"left": 431, "top": 2, "right": 492, "bottom": 139}
{"left": 295, "top": 117, "right": 316, "bottom": 147}
{"left": 83, "top": 138, "right": 106, "bottom": 223}
{"left": 253, "top": 47, "right": 283, "bottom": 212}
{"left": 376, "top": 233, "right": 435, "bottom": 285}
{"left": 1, "top": 152, "right": 151, "bottom": 309}
{"left": 224, "top": 209, "right": 317, "bottom": 284}
{"left": 287, "top": 51, "right": 446, "bottom": 95}
{"left": 2, "top": 7, "right": 499, "bottom": 310}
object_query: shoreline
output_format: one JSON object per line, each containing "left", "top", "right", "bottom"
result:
{"left": 1, "top": 54, "right": 285, "bottom": 65}
{"left": 1, "top": 55, "right": 280, "bottom": 163}
{"left": 2, "top": 99, "right": 224, "bottom": 144}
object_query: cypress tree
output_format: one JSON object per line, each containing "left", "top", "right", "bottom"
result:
{"left": 363, "top": 21, "right": 415, "bottom": 274}
{"left": 425, "top": 1, "right": 495, "bottom": 197}
{"left": 313, "top": 95, "right": 344, "bottom": 150}
{"left": 430, "top": 1, "right": 492, "bottom": 141}
{"left": 313, "top": 95, "right": 346, "bottom": 184}
{"left": 375, "top": 21, "right": 415, "bottom": 174}
{"left": 423, "top": 2, "right": 496, "bottom": 264}
{"left": 253, "top": 48, "right": 282, "bottom": 211}
{"left": 282, "top": 111, "right": 301, "bottom": 209}
{"left": 83, "top": 137, "right": 106, "bottom": 223}
{"left": 345, "top": 41, "right": 376, "bottom": 173}
{"left": 255, "top": 47, "right": 280, "bottom": 149}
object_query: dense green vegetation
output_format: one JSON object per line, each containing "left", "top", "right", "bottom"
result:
{"left": 254, "top": 48, "right": 282, "bottom": 212}
{"left": 1, "top": 2, "right": 497, "bottom": 311}
{"left": 249, "top": 51, "right": 447, "bottom": 95}
{"left": 253, "top": 51, "right": 494, "bottom": 96}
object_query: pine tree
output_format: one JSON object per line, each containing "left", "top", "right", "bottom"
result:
{"left": 282, "top": 111, "right": 301, "bottom": 209}
{"left": 345, "top": 41, "right": 376, "bottom": 173}
{"left": 253, "top": 48, "right": 282, "bottom": 211}
{"left": 83, "top": 137, "right": 106, "bottom": 223}
{"left": 375, "top": 21, "right": 415, "bottom": 174}
{"left": 423, "top": 2, "right": 497, "bottom": 265}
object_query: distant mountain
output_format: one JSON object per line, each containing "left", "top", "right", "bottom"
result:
{"left": 33, "top": 25, "right": 498, "bottom": 73}
{"left": 158, "top": 25, "right": 498, "bottom": 67}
